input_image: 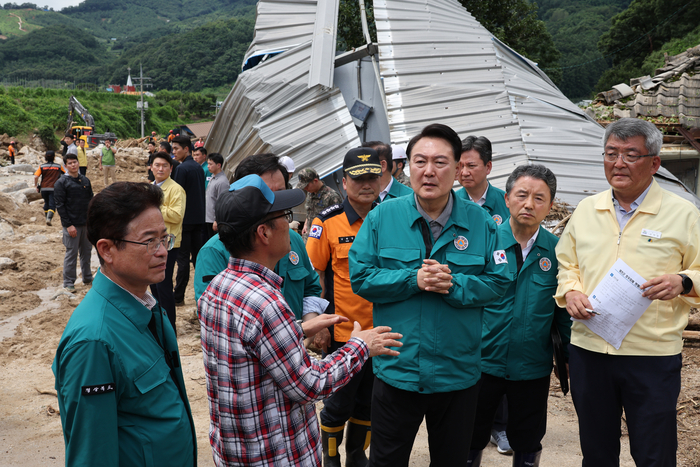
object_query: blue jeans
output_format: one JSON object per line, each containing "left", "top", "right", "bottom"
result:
{"left": 41, "top": 190, "right": 55, "bottom": 212}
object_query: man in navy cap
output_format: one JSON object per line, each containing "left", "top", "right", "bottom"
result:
{"left": 198, "top": 175, "right": 402, "bottom": 467}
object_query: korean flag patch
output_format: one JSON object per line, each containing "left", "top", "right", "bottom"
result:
{"left": 493, "top": 250, "right": 508, "bottom": 265}
{"left": 309, "top": 225, "right": 323, "bottom": 240}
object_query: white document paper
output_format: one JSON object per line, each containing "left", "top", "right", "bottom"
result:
{"left": 573, "top": 258, "right": 653, "bottom": 349}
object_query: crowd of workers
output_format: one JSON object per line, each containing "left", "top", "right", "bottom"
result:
{"left": 33, "top": 117, "right": 700, "bottom": 467}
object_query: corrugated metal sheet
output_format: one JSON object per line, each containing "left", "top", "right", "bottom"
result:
{"left": 243, "top": 0, "right": 318, "bottom": 65}
{"left": 373, "top": 0, "right": 699, "bottom": 207}
{"left": 206, "top": 39, "right": 361, "bottom": 180}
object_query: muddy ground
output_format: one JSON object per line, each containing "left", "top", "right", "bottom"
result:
{"left": 1, "top": 147, "right": 700, "bottom": 466}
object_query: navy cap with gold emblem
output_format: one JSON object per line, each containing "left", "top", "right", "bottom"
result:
{"left": 343, "top": 147, "right": 382, "bottom": 178}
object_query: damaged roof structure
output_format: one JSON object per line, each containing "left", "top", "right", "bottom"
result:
{"left": 206, "top": 0, "right": 699, "bottom": 208}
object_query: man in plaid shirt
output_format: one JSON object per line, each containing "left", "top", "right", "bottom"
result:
{"left": 199, "top": 175, "right": 403, "bottom": 467}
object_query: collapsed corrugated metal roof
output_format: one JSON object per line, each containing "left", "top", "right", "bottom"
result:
{"left": 207, "top": 0, "right": 699, "bottom": 207}
{"left": 373, "top": 0, "right": 698, "bottom": 206}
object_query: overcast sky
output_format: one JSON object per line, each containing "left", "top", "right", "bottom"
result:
{"left": 35, "top": 0, "right": 83, "bottom": 11}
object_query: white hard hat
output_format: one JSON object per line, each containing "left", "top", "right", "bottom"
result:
{"left": 392, "top": 144, "right": 407, "bottom": 160}
{"left": 279, "top": 156, "right": 295, "bottom": 174}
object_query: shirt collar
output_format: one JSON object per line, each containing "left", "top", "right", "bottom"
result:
{"left": 228, "top": 257, "right": 284, "bottom": 291}
{"left": 414, "top": 191, "right": 454, "bottom": 227}
{"left": 379, "top": 176, "right": 394, "bottom": 201}
{"left": 343, "top": 197, "right": 367, "bottom": 225}
{"left": 612, "top": 180, "right": 653, "bottom": 214}
{"left": 102, "top": 272, "right": 157, "bottom": 309}
{"left": 468, "top": 183, "right": 489, "bottom": 207}
{"left": 521, "top": 228, "right": 540, "bottom": 259}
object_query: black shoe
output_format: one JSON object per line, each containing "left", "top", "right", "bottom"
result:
{"left": 175, "top": 299, "right": 185, "bottom": 307}
{"left": 513, "top": 450, "right": 542, "bottom": 467}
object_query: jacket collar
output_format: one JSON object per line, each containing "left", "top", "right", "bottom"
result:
{"left": 595, "top": 178, "right": 662, "bottom": 216}
{"left": 408, "top": 190, "right": 473, "bottom": 231}
{"left": 91, "top": 271, "right": 154, "bottom": 332}
{"left": 343, "top": 197, "right": 368, "bottom": 225}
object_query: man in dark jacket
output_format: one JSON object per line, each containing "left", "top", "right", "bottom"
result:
{"left": 172, "top": 135, "right": 205, "bottom": 306}
{"left": 54, "top": 153, "right": 94, "bottom": 292}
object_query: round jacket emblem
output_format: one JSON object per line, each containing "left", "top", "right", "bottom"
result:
{"left": 492, "top": 214, "right": 503, "bottom": 225}
{"left": 454, "top": 236, "right": 469, "bottom": 251}
{"left": 539, "top": 257, "right": 552, "bottom": 272}
{"left": 289, "top": 251, "right": 300, "bottom": 265}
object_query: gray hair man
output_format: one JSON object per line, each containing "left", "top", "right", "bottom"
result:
{"left": 556, "top": 117, "right": 700, "bottom": 466}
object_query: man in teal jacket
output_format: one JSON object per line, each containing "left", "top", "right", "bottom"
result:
{"left": 467, "top": 165, "right": 571, "bottom": 467}
{"left": 53, "top": 182, "right": 196, "bottom": 467}
{"left": 362, "top": 140, "right": 414, "bottom": 202}
{"left": 455, "top": 135, "right": 509, "bottom": 226}
{"left": 193, "top": 154, "right": 325, "bottom": 345}
{"left": 349, "top": 124, "right": 510, "bottom": 467}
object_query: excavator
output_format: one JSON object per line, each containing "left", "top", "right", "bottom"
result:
{"left": 66, "top": 95, "right": 118, "bottom": 148}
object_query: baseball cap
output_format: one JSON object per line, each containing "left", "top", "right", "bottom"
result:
{"left": 343, "top": 147, "right": 381, "bottom": 178}
{"left": 217, "top": 174, "right": 305, "bottom": 234}
{"left": 296, "top": 167, "right": 320, "bottom": 189}
{"left": 279, "top": 156, "right": 295, "bottom": 174}
{"left": 392, "top": 144, "right": 407, "bottom": 160}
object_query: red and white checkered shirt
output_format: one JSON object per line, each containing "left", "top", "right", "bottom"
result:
{"left": 199, "top": 258, "right": 369, "bottom": 467}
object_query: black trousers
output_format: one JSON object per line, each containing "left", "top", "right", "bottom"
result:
{"left": 369, "top": 378, "right": 480, "bottom": 467}
{"left": 320, "top": 342, "right": 374, "bottom": 427}
{"left": 150, "top": 247, "right": 179, "bottom": 332}
{"left": 174, "top": 224, "right": 203, "bottom": 303}
{"left": 79, "top": 166, "right": 87, "bottom": 175}
{"left": 569, "top": 345, "right": 682, "bottom": 467}
{"left": 470, "top": 373, "right": 550, "bottom": 452}
{"left": 41, "top": 190, "right": 55, "bottom": 212}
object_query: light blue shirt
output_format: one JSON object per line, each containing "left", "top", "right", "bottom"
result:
{"left": 612, "top": 181, "right": 652, "bottom": 231}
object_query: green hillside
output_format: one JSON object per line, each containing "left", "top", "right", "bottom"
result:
{"left": 0, "top": 86, "right": 215, "bottom": 148}
{"left": 538, "top": 0, "right": 631, "bottom": 101}
{"left": 0, "top": 8, "right": 63, "bottom": 38}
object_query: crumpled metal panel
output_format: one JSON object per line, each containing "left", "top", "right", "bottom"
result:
{"left": 374, "top": 0, "right": 699, "bottom": 207}
{"left": 206, "top": 40, "right": 361, "bottom": 181}
{"left": 243, "top": 0, "right": 319, "bottom": 65}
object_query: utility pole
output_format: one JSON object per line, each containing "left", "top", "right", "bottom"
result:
{"left": 138, "top": 63, "right": 152, "bottom": 138}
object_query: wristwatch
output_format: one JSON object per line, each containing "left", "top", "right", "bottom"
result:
{"left": 295, "top": 319, "right": 307, "bottom": 338}
{"left": 678, "top": 274, "right": 693, "bottom": 295}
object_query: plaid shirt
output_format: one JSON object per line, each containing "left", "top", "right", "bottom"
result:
{"left": 199, "top": 258, "right": 369, "bottom": 467}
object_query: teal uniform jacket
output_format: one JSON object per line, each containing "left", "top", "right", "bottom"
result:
{"left": 385, "top": 177, "right": 413, "bottom": 200}
{"left": 349, "top": 193, "right": 510, "bottom": 393}
{"left": 194, "top": 230, "right": 322, "bottom": 319}
{"left": 455, "top": 182, "right": 509, "bottom": 226}
{"left": 481, "top": 222, "right": 572, "bottom": 381}
{"left": 201, "top": 162, "right": 212, "bottom": 190}
{"left": 52, "top": 272, "right": 196, "bottom": 467}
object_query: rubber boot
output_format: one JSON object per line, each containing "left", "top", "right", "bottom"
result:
{"left": 512, "top": 450, "right": 542, "bottom": 467}
{"left": 345, "top": 419, "right": 370, "bottom": 467}
{"left": 321, "top": 425, "right": 344, "bottom": 467}
{"left": 467, "top": 450, "right": 483, "bottom": 467}
{"left": 46, "top": 210, "right": 54, "bottom": 226}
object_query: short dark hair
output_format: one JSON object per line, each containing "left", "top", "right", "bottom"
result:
{"left": 159, "top": 141, "right": 172, "bottom": 153}
{"left": 64, "top": 153, "right": 78, "bottom": 162}
{"left": 233, "top": 153, "right": 289, "bottom": 185}
{"left": 148, "top": 141, "right": 156, "bottom": 147}
{"left": 171, "top": 135, "right": 192, "bottom": 153}
{"left": 505, "top": 164, "right": 557, "bottom": 202}
{"left": 406, "top": 124, "right": 461, "bottom": 162}
{"left": 194, "top": 146, "right": 208, "bottom": 156}
{"left": 461, "top": 136, "right": 492, "bottom": 165}
{"left": 152, "top": 151, "right": 173, "bottom": 166}
{"left": 45, "top": 150, "right": 55, "bottom": 163}
{"left": 363, "top": 141, "right": 393, "bottom": 172}
{"left": 207, "top": 153, "right": 224, "bottom": 166}
{"left": 64, "top": 133, "right": 74, "bottom": 140}
{"left": 87, "top": 182, "right": 163, "bottom": 265}
{"left": 218, "top": 214, "right": 278, "bottom": 258}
